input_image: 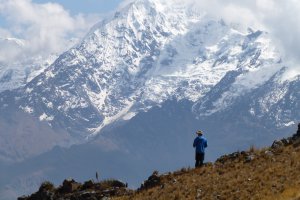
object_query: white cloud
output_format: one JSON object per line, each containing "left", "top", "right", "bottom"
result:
{"left": 259, "top": 1, "right": 300, "bottom": 62}
{"left": 1, "top": 0, "right": 300, "bottom": 81}
{"left": 152, "top": 0, "right": 300, "bottom": 79}
{"left": 0, "top": 0, "right": 100, "bottom": 64}
{"left": 123, "top": 0, "right": 300, "bottom": 65}
{"left": 0, "top": 28, "right": 11, "bottom": 37}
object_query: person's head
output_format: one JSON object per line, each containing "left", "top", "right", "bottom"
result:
{"left": 196, "top": 130, "right": 203, "bottom": 136}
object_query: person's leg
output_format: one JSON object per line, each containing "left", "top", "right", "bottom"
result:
{"left": 195, "top": 153, "right": 200, "bottom": 167}
{"left": 200, "top": 153, "right": 205, "bottom": 166}
{"left": 195, "top": 160, "right": 199, "bottom": 167}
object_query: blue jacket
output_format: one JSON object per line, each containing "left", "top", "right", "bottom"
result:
{"left": 193, "top": 136, "right": 207, "bottom": 153}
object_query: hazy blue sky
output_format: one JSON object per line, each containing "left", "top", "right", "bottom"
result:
{"left": 32, "top": 0, "right": 123, "bottom": 15}
{"left": 0, "top": 0, "right": 123, "bottom": 30}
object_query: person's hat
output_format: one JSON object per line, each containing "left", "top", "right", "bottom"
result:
{"left": 196, "top": 130, "right": 203, "bottom": 135}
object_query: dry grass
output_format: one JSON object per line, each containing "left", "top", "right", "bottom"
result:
{"left": 114, "top": 142, "right": 300, "bottom": 200}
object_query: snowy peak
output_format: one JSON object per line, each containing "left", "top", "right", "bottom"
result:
{"left": 0, "top": 37, "right": 25, "bottom": 47}
{"left": 1, "top": 0, "right": 298, "bottom": 173}
{"left": 0, "top": 37, "right": 25, "bottom": 65}
{"left": 3, "top": 0, "right": 283, "bottom": 142}
{"left": 0, "top": 54, "right": 57, "bottom": 93}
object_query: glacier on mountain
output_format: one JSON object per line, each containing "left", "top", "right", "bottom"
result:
{"left": 9, "top": 0, "right": 285, "bottom": 142}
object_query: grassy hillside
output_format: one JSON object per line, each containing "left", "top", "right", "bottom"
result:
{"left": 115, "top": 130, "right": 300, "bottom": 200}
{"left": 20, "top": 125, "right": 300, "bottom": 200}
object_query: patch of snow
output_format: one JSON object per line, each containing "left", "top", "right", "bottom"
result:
{"left": 122, "top": 112, "right": 136, "bottom": 120}
{"left": 45, "top": 70, "right": 55, "bottom": 79}
{"left": 235, "top": 63, "right": 282, "bottom": 90}
{"left": 88, "top": 100, "right": 135, "bottom": 139}
{"left": 39, "top": 113, "right": 54, "bottom": 121}
{"left": 0, "top": 37, "right": 25, "bottom": 47}
{"left": 25, "top": 88, "right": 33, "bottom": 94}
{"left": 46, "top": 102, "right": 53, "bottom": 109}
{"left": 283, "top": 121, "right": 295, "bottom": 127}
{"left": 249, "top": 108, "right": 255, "bottom": 116}
{"left": 20, "top": 106, "right": 34, "bottom": 114}
{"left": 280, "top": 67, "right": 300, "bottom": 83}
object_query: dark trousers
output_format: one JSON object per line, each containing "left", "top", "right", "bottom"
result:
{"left": 195, "top": 152, "right": 205, "bottom": 167}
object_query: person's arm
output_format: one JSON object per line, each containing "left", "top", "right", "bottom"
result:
{"left": 193, "top": 138, "right": 197, "bottom": 147}
{"left": 204, "top": 139, "right": 208, "bottom": 148}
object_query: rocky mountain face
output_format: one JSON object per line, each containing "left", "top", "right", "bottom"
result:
{"left": 1, "top": 0, "right": 300, "bottom": 199}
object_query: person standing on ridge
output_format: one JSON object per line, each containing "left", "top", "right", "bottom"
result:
{"left": 193, "top": 130, "right": 208, "bottom": 167}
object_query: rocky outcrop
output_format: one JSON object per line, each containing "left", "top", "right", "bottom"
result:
{"left": 60, "top": 179, "right": 81, "bottom": 193}
{"left": 216, "top": 123, "right": 300, "bottom": 165}
{"left": 18, "top": 179, "right": 131, "bottom": 200}
{"left": 139, "top": 171, "right": 161, "bottom": 190}
{"left": 216, "top": 151, "right": 257, "bottom": 164}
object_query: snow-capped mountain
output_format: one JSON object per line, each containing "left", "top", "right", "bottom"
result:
{"left": 2, "top": 0, "right": 283, "bottom": 142}
{"left": 0, "top": 0, "right": 295, "bottom": 163}
{"left": 1, "top": 0, "right": 298, "bottom": 167}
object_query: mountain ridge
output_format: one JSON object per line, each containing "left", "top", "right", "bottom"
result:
{"left": 1, "top": 0, "right": 283, "bottom": 145}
